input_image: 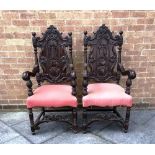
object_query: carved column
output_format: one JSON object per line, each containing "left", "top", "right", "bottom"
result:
{"left": 32, "top": 32, "right": 40, "bottom": 86}
{"left": 116, "top": 31, "right": 123, "bottom": 84}
{"left": 68, "top": 32, "right": 76, "bottom": 96}
{"left": 82, "top": 31, "right": 88, "bottom": 95}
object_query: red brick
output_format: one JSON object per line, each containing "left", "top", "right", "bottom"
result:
{"left": 111, "top": 26, "right": 128, "bottom": 31}
{"left": 66, "top": 20, "right": 82, "bottom": 25}
{"left": 2, "top": 12, "right": 19, "bottom": 19}
{"left": 94, "top": 12, "right": 111, "bottom": 18}
{"left": 126, "top": 37, "right": 143, "bottom": 44}
{"left": 12, "top": 20, "right": 29, "bottom": 26}
{"left": 30, "top": 20, "right": 47, "bottom": 26}
{"left": 112, "top": 11, "right": 129, "bottom": 18}
{"left": 147, "top": 12, "right": 155, "bottom": 17}
{"left": 0, "top": 20, "right": 11, "bottom": 25}
{"left": 128, "top": 25, "right": 145, "bottom": 31}
{"left": 2, "top": 58, "right": 17, "bottom": 63}
{"left": 38, "top": 13, "right": 56, "bottom": 19}
{"left": 3, "top": 69, "right": 19, "bottom": 74}
{"left": 0, "top": 45, "right": 17, "bottom": 51}
{"left": 131, "top": 11, "right": 146, "bottom": 17}
{"left": 0, "top": 52, "right": 9, "bottom": 57}
{"left": 0, "top": 27, "right": 4, "bottom": 32}
{"left": 18, "top": 58, "right": 33, "bottom": 63}
{"left": 151, "top": 44, "right": 155, "bottom": 49}
{"left": 137, "top": 18, "right": 154, "bottom": 24}
{"left": 13, "top": 32, "right": 31, "bottom": 39}
{"left": 20, "top": 12, "right": 36, "bottom": 19}
{"left": 0, "top": 33, "right": 14, "bottom": 39}
{"left": 146, "top": 25, "right": 155, "bottom": 31}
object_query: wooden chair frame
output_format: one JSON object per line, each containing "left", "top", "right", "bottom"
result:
{"left": 82, "top": 24, "right": 136, "bottom": 133}
{"left": 22, "top": 25, "right": 77, "bottom": 135}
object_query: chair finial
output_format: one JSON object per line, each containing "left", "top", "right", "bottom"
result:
{"left": 119, "top": 31, "right": 123, "bottom": 35}
{"left": 32, "top": 32, "right": 36, "bottom": 37}
{"left": 84, "top": 31, "right": 87, "bottom": 35}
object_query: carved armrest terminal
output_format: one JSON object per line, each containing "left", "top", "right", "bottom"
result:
{"left": 118, "top": 63, "right": 136, "bottom": 95}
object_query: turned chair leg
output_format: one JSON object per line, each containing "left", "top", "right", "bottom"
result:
{"left": 124, "top": 107, "right": 131, "bottom": 133}
{"left": 82, "top": 109, "right": 88, "bottom": 133}
{"left": 72, "top": 108, "right": 78, "bottom": 132}
{"left": 28, "top": 108, "right": 35, "bottom": 135}
{"left": 42, "top": 107, "right": 45, "bottom": 117}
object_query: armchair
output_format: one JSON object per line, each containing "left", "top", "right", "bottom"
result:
{"left": 82, "top": 24, "right": 136, "bottom": 133}
{"left": 22, "top": 25, "right": 78, "bottom": 135}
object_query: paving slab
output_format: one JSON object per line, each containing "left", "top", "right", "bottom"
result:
{"left": 0, "top": 121, "right": 19, "bottom": 144}
{"left": 0, "top": 110, "right": 155, "bottom": 144}
{"left": 95, "top": 121, "right": 151, "bottom": 144}
{"left": 0, "top": 112, "right": 28, "bottom": 126}
{"left": 139, "top": 115, "right": 155, "bottom": 144}
{"left": 12, "top": 120, "right": 69, "bottom": 144}
{"left": 43, "top": 131, "right": 111, "bottom": 144}
{"left": 130, "top": 109, "right": 155, "bottom": 125}
{"left": 4, "top": 136, "right": 30, "bottom": 144}
{"left": 88, "top": 121, "right": 112, "bottom": 134}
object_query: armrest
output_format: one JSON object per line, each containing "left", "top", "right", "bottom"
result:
{"left": 22, "top": 71, "right": 35, "bottom": 96}
{"left": 117, "top": 63, "right": 136, "bottom": 94}
{"left": 82, "top": 63, "right": 89, "bottom": 96}
{"left": 69, "top": 64, "right": 77, "bottom": 96}
{"left": 118, "top": 63, "right": 136, "bottom": 79}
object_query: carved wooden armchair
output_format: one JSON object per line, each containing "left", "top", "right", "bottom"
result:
{"left": 82, "top": 24, "right": 136, "bottom": 132}
{"left": 22, "top": 25, "right": 77, "bottom": 135}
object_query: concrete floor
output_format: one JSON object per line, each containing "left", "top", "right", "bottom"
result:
{"left": 0, "top": 109, "right": 155, "bottom": 144}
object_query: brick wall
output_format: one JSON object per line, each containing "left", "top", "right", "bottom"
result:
{"left": 0, "top": 10, "right": 155, "bottom": 110}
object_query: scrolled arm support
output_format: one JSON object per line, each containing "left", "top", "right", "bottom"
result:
{"left": 118, "top": 63, "right": 136, "bottom": 95}
{"left": 22, "top": 71, "right": 35, "bottom": 96}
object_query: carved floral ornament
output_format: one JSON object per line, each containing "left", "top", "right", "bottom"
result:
{"left": 84, "top": 24, "right": 123, "bottom": 82}
{"left": 32, "top": 25, "right": 73, "bottom": 83}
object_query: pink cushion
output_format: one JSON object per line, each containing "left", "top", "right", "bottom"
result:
{"left": 82, "top": 83, "right": 132, "bottom": 107}
{"left": 26, "top": 85, "right": 78, "bottom": 108}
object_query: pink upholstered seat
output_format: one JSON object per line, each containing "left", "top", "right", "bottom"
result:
{"left": 26, "top": 85, "right": 78, "bottom": 108}
{"left": 82, "top": 83, "right": 132, "bottom": 107}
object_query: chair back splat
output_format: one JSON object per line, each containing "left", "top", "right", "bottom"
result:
{"left": 84, "top": 24, "right": 123, "bottom": 83}
{"left": 32, "top": 25, "right": 74, "bottom": 85}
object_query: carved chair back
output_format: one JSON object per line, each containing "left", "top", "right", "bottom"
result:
{"left": 84, "top": 24, "right": 123, "bottom": 83}
{"left": 32, "top": 25, "right": 74, "bottom": 85}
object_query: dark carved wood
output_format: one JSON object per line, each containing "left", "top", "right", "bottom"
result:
{"left": 36, "top": 25, "right": 73, "bottom": 84}
{"left": 117, "top": 63, "right": 136, "bottom": 95}
{"left": 84, "top": 25, "right": 123, "bottom": 80}
{"left": 28, "top": 108, "right": 35, "bottom": 135}
{"left": 22, "top": 25, "right": 77, "bottom": 96}
{"left": 124, "top": 107, "right": 131, "bottom": 133}
{"left": 22, "top": 71, "right": 35, "bottom": 96}
{"left": 85, "top": 111, "right": 124, "bottom": 127}
{"left": 22, "top": 25, "right": 77, "bottom": 134}
{"left": 82, "top": 24, "right": 136, "bottom": 132}
{"left": 28, "top": 108, "right": 79, "bottom": 134}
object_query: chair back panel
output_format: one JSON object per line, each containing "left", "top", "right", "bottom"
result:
{"left": 33, "top": 25, "right": 72, "bottom": 84}
{"left": 84, "top": 24, "right": 123, "bottom": 83}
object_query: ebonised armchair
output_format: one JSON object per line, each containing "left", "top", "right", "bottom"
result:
{"left": 82, "top": 24, "right": 136, "bottom": 133}
{"left": 22, "top": 25, "right": 78, "bottom": 135}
